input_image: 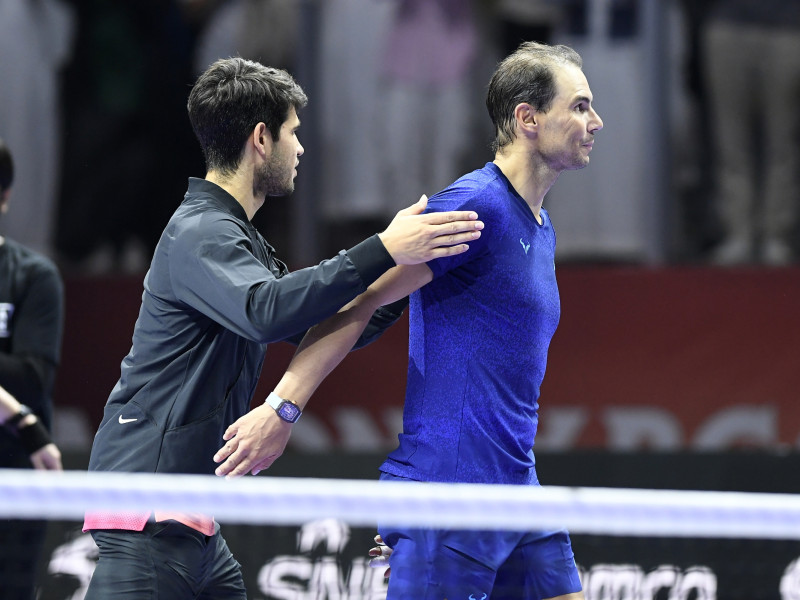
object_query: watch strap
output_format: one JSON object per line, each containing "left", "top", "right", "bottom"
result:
{"left": 266, "top": 392, "right": 285, "bottom": 411}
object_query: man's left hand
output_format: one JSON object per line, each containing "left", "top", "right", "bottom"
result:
{"left": 368, "top": 534, "right": 392, "bottom": 578}
{"left": 213, "top": 403, "right": 292, "bottom": 477}
{"left": 30, "top": 442, "right": 62, "bottom": 471}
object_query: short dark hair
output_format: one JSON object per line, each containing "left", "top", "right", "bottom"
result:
{"left": 187, "top": 57, "right": 308, "bottom": 176}
{"left": 487, "top": 41, "right": 583, "bottom": 153}
{"left": 0, "top": 137, "right": 13, "bottom": 193}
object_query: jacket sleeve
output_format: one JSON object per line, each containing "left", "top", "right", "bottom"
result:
{"left": 281, "top": 296, "right": 409, "bottom": 348}
{"left": 169, "top": 214, "right": 396, "bottom": 344}
{"left": 352, "top": 296, "right": 409, "bottom": 349}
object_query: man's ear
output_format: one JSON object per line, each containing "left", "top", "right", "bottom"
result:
{"left": 515, "top": 103, "right": 537, "bottom": 134}
{"left": 252, "top": 123, "right": 272, "bottom": 158}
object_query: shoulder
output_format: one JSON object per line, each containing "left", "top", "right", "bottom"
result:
{"left": 169, "top": 195, "right": 251, "bottom": 254}
{"left": 2, "top": 239, "right": 62, "bottom": 283}
{"left": 426, "top": 164, "right": 509, "bottom": 219}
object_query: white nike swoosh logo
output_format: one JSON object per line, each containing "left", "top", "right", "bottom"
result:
{"left": 118, "top": 416, "right": 138, "bottom": 424}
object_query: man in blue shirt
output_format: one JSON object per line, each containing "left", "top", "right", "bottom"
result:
{"left": 217, "top": 42, "right": 603, "bottom": 600}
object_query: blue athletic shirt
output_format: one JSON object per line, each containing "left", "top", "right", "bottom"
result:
{"left": 380, "top": 162, "right": 561, "bottom": 485}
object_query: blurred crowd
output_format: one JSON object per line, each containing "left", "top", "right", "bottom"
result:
{"left": 0, "top": 0, "right": 798, "bottom": 274}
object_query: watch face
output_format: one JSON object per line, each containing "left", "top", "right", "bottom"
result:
{"left": 278, "top": 401, "right": 301, "bottom": 423}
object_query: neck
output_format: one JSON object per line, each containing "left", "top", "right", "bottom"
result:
{"left": 205, "top": 170, "right": 262, "bottom": 221}
{"left": 493, "top": 148, "right": 559, "bottom": 224}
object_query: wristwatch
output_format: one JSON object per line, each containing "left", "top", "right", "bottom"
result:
{"left": 266, "top": 392, "right": 302, "bottom": 424}
{"left": 5, "top": 404, "right": 32, "bottom": 429}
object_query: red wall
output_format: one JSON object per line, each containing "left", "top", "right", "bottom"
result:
{"left": 56, "top": 266, "right": 800, "bottom": 451}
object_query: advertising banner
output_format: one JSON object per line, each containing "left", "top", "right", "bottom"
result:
{"left": 34, "top": 520, "right": 800, "bottom": 600}
{"left": 55, "top": 268, "right": 800, "bottom": 454}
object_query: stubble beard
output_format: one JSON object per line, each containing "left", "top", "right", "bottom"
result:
{"left": 564, "top": 147, "right": 591, "bottom": 171}
{"left": 254, "top": 155, "right": 294, "bottom": 199}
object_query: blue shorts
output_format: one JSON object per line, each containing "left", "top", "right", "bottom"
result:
{"left": 378, "top": 474, "right": 582, "bottom": 600}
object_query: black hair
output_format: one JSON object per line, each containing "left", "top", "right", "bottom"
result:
{"left": 0, "top": 137, "right": 14, "bottom": 193}
{"left": 187, "top": 57, "right": 308, "bottom": 176}
{"left": 487, "top": 41, "right": 583, "bottom": 153}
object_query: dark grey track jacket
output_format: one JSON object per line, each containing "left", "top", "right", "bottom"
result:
{"left": 89, "top": 178, "right": 404, "bottom": 476}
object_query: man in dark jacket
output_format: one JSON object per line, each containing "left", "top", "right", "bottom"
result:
{"left": 82, "top": 57, "right": 483, "bottom": 599}
{"left": 0, "top": 136, "right": 65, "bottom": 600}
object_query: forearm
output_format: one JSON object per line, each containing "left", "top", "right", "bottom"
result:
{"left": 1, "top": 384, "right": 60, "bottom": 469}
{"left": 0, "top": 353, "right": 51, "bottom": 412}
{"left": 0, "top": 384, "right": 36, "bottom": 429}
{"left": 275, "top": 295, "right": 408, "bottom": 349}
{"left": 213, "top": 264, "right": 431, "bottom": 478}
{"left": 273, "top": 264, "right": 431, "bottom": 408}
{"left": 0, "top": 384, "right": 20, "bottom": 422}
{"left": 274, "top": 292, "right": 383, "bottom": 409}
{"left": 212, "top": 294, "right": 381, "bottom": 478}
{"left": 242, "top": 236, "right": 396, "bottom": 343}
{"left": 352, "top": 296, "right": 409, "bottom": 350}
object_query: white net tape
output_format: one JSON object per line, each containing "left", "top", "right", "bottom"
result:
{"left": 2, "top": 468, "right": 799, "bottom": 539}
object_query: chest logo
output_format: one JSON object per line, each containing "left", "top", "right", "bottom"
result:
{"left": 519, "top": 238, "right": 531, "bottom": 255}
{"left": 0, "top": 303, "right": 14, "bottom": 338}
{"left": 118, "top": 416, "right": 138, "bottom": 424}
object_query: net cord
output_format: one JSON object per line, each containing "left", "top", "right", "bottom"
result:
{"left": 1, "top": 469, "right": 798, "bottom": 539}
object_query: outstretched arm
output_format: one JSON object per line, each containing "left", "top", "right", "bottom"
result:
{"left": 213, "top": 263, "right": 434, "bottom": 477}
{"left": 0, "top": 384, "right": 62, "bottom": 471}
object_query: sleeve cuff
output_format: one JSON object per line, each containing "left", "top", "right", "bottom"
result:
{"left": 379, "top": 296, "right": 409, "bottom": 318}
{"left": 345, "top": 234, "right": 396, "bottom": 287}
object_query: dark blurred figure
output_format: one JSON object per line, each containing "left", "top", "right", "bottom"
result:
{"left": 671, "top": 0, "right": 718, "bottom": 261}
{"left": 0, "top": 0, "right": 74, "bottom": 259}
{"left": 0, "top": 137, "right": 65, "bottom": 600}
{"left": 491, "top": 0, "right": 565, "bottom": 51}
{"left": 55, "top": 0, "right": 213, "bottom": 274}
{"left": 702, "top": 0, "right": 800, "bottom": 266}
{"left": 375, "top": 0, "right": 479, "bottom": 218}
{"left": 193, "top": 0, "right": 298, "bottom": 74}
{"left": 312, "top": 0, "right": 480, "bottom": 257}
